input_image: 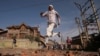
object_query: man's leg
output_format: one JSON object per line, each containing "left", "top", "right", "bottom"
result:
{"left": 46, "top": 23, "right": 55, "bottom": 37}
{"left": 44, "top": 37, "right": 51, "bottom": 49}
{"left": 52, "top": 32, "right": 61, "bottom": 37}
{"left": 45, "top": 23, "right": 61, "bottom": 48}
{"left": 44, "top": 23, "right": 54, "bottom": 48}
{"left": 47, "top": 23, "right": 61, "bottom": 37}
{"left": 45, "top": 37, "right": 49, "bottom": 44}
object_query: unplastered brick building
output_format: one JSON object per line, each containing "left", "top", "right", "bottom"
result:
{"left": 6, "top": 23, "right": 40, "bottom": 39}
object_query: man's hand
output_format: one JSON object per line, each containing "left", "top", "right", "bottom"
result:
{"left": 40, "top": 12, "right": 44, "bottom": 17}
{"left": 58, "top": 23, "right": 60, "bottom": 25}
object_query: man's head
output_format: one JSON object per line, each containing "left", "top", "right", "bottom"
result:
{"left": 48, "top": 5, "right": 54, "bottom": 11}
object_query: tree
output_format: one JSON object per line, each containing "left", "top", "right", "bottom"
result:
{"left": 25, "top": 35, "right": 34, "bottom": 43}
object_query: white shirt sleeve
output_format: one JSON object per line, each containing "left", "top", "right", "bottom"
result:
{"left": 42, "top": 11, "right": 48, "bottom": 17}
{"left": 55, "top": 11, "right": 61, "bottom": 24}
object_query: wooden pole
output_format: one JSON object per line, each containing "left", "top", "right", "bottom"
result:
{"left": 89, "top": 0, "right": 100, "bottom": 33}
{"left": 75, "top": 17, "right": 84, "bottom": 49}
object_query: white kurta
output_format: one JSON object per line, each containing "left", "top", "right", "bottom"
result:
{"left": 42, "top": 9, "right": 60, "bottom": 44}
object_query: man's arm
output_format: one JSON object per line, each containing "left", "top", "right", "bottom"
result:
{"left": 56, "top": 12, "right": 61, "bottom": 25}
{"left": 40, "top": 11, "right": 48, "bottom": 17}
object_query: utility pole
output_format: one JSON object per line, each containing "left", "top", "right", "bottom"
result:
{"left": 75, "top": 17, "right": 84, "bottom": 49}
{"left": 81, "top": 12, "right": 89, "bottom": 42}
{"left": 89, "top": 0, "right": 100, "bottom": 33}
{"left": 60, "top": 34, "right": 63, "bottom": 45}
{"left": 74, "top": 0, "right": 100, "bottom": 49}
{"left": 74, "top": 1, "right": 90, "bottom": 48}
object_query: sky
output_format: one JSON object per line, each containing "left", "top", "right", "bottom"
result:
{"left": 0, "top": 0, "right": 100, "bottom": 42}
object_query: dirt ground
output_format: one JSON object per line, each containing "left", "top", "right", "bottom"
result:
{"left": 0, "top": 48, "right": 99, "bottom": 56}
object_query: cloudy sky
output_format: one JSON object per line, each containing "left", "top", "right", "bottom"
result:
{"left": 0, "top": 0, "right": 100, "bottom": 42}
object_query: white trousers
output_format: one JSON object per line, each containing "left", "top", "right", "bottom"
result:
{"left": 47, "top": 23, "right": 58, "bottom": 37}
{"left": 45, "top": 23, "right": 58, "bottom": 44}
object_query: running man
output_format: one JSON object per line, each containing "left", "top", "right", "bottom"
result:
{"left": 40, "top": 5, "right": 61, "bottom": 45}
